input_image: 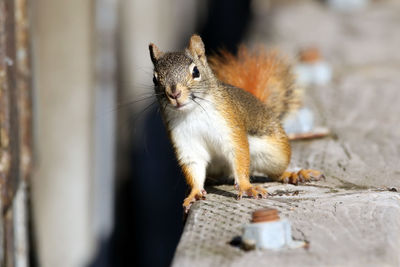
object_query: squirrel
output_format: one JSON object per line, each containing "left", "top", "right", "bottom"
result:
{"left": 149, "top": 34, "right": 323, "bottom": 212}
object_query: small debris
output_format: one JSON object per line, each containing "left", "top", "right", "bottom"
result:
{"left": 303, "top": 241, "right": 310, "bottom": 250}
{"left": 228, "top": 236, "right": 257, "bottom": 251}
{"left": 229, "top": 236, "right": 243, "bottom": 248}
{"left": 241, "top": 239, "right": 256, "bottom": 251}
{"left": 287, "top": 126, "right": 331, "bottom": 141}
{"left": 269, "top": 190, "right": 302, "bottom": 197}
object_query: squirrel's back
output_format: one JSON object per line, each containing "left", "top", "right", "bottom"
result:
{"left": 208, "top": 46, "right": 301, "bottom": 121}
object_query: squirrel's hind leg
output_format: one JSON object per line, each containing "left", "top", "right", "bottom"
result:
{"left": 278, "top": 169, "right": 325, "bottom": 185}
{"left": 249, "top": 135, "right": 291, "bottom": 179}
{"left": 230, "top": 132, "right": 267, "bottom": 199}
{"left": 248, "top": 135, "right": 324, "bottom": 185}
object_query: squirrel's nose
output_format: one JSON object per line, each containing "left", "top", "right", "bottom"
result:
{"left": 168, "top": 90, "right": 182, "bottom": 100}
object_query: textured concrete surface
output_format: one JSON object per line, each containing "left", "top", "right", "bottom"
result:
{"left": 174, "top": 185, "right": 400, "bottom": 267}
{"left": 173, "top": 1, "right": 400, "bottom": 266}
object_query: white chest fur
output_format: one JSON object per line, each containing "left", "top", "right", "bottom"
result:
{"left": 164, "top": 100, "right": 234, "bottom": 188}
{"left": 166, "top": 101, "right": 232, "bottom": 163}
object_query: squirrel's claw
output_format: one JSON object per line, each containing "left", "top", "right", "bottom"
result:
{"left": 280, "top": 169, "right": 324, "bottom": 185}
{"left": 183, "top": 202, "right": 192, "bottom": 214}
{"left": 237, "top": 185, "right": 267, "bottom": 200}
{"left": 183, "top": 189, "right": 206, "bottom": 213}
{"left": 234, "top": 183, "right": 240, "bottom": 190}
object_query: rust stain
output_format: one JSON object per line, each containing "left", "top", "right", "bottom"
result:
{"left": 0, "top": 0, "right": 33, "bottom": 211}
{"left": 15, "top": 0, "right": 33, "bottom": 182}
{"left": 0, "top": 151, "right": 10, "bottom": 174}
{"left": 0, "top": 0, "right": 11, "bottom": 210}
{"left": 0, "top": 128, "right": 9, "bottom": 148}
{"left": 0, "top": 0, "right": 32, "bottom": 264}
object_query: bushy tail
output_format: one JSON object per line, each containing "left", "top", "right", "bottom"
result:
{"left": 208, "top": 46, "right": 302, "bottom": 121}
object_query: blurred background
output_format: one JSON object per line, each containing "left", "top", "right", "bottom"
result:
{"left": 0, "top": 0, "right": 399, "bottom": 266}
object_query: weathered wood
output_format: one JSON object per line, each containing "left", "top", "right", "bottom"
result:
{"left": 0, "top": 0, "right": 32, "bottom": 266}
{"left": 15, "top": 0, "right": 33, "bottom": 184}
{"left": 0, "top": 0, "right": 20, "bottom": 215}
{"left": 1, "top": 1, "right": 19, "bottom": 266}
{"left": 173, "top": 1, "right": 400, "bottom": 266}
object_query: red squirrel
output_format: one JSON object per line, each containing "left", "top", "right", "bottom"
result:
{"left": 149, "top": 34, "right": 323, "bottom": 212}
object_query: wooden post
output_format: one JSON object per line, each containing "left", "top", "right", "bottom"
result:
{"left": 0, "top": 0, "right": 32, "bottom": 266}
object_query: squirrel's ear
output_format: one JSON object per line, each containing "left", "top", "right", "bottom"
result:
{"left": 188, "top": 34, "right": 206, "bottom": 64}
{"left": 149, "top": 43, "right": 163, "bottom": 64}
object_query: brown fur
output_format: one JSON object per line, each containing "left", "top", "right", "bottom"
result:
{"left": 181, "top": 164, "right": 204, "bottom": 209}
{"left": 279, "top": 169, "right": 324, "bottom": 184}
{"left": 181, "top": 164, "right": 196, "bottom": 189}
{"left": 212, "top": 81, "right": 288, "bottom": 197}
{"left": 149, "top": 35, "right": 321, "bottom": 210}
{"left": 262, "top": 135, "right": 291, "bottom": 178}
{"left": 216, "top": 93, "right": 251, "bottom": 189}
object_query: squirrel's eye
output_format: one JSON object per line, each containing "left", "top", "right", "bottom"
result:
{"left": 192, "top": 66, "right": 200, "bottom": 79}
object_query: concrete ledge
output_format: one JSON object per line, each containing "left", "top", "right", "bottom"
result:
{"left": 173, "top": 184, "right": 400, "bottom": 267}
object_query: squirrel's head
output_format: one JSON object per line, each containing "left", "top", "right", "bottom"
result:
{"left": 149, "top": 34, "right": 215, "bottom": 110}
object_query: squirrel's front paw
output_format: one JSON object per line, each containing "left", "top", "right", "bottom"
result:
{"left": 183, "top": 189, "right": 207, "bottom": 213}
{"left": 237, "top": 185, "right": 267, "bottom": 200}
{"left": 280, "top": 169, "right": 324, "bottom": 185}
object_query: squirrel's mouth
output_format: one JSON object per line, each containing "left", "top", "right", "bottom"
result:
{"left": 165, "top": 86, "right": 190, "bottom": 109}
{"left": 173, "top": 101, "right": 188, "bottom": 109}
{"left": 167, "top": 98, "right": 188, "bottom": 109}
